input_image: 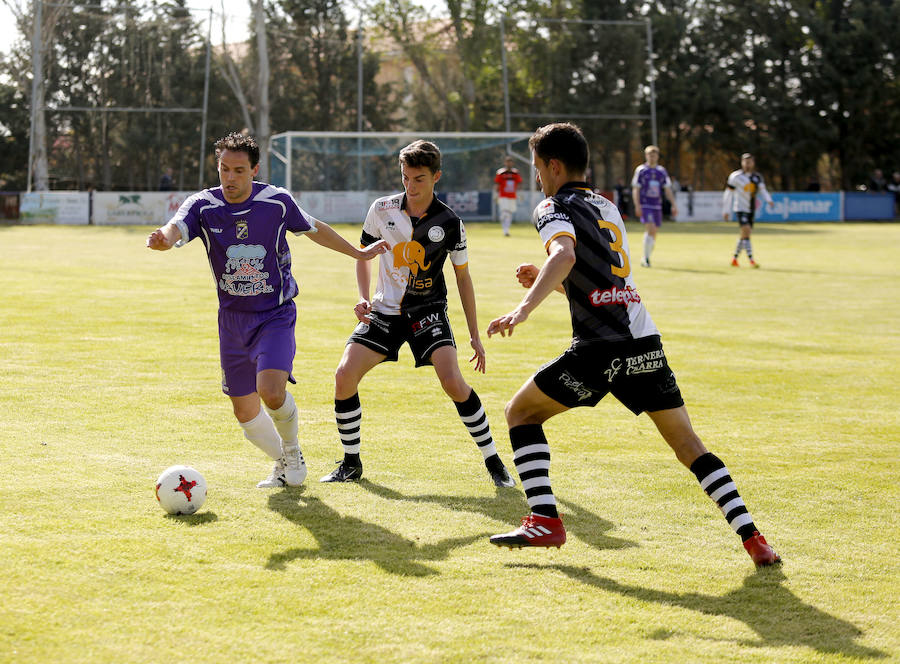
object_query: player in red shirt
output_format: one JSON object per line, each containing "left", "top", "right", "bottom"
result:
{"left": 494, "top": 156, "right": 523, "bottom": 236}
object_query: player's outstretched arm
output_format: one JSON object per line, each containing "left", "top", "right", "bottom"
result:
{"left": 146, "top": 222, "right": 181, "bottom": 250}
{"left": 307, "top": 220, "right": 388, "bottom": 260}
{"left": 453, "top": 265, "right": 486, "bottom": 373}
{"left": 487, "top": 237, "right": 575, "bottom": 339}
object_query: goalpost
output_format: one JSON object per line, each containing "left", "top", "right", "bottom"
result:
{"left": 269, "top": 131, "right": 535, "bottom": 223}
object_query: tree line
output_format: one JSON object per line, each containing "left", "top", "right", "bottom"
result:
{"left": 0, "top": 0, "right": 896, "bottom": 193}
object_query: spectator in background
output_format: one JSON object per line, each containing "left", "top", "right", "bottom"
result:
{"left": 159, "top": 167, "right": 174, "bottom": 191}
{"left": 494, "top": 156, "right": 523, "bottom": 237}
{"left": 887, "top": 171, "right": 900, "bottom": 217}
{"left": 805, "top": 176, "right": 821, "bottom": 192}
{"left": 868, "top": 169, "right": 887, "bottom": 193}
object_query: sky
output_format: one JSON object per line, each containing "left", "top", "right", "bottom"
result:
{"left": 0, "top": 0, "right": 254, "bottom": 55}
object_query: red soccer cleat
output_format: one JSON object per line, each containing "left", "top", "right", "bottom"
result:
{"left": 731, "top": 257, "right": 740, "bottom": 267}
{"left": 749, "top": 259, "right": 760, "bottom": 268}
{"left": 743, "top": 531, "right": 781, "bottom": 566}
{"left": 490, "top": 514, "right": 566, "bottom": 549}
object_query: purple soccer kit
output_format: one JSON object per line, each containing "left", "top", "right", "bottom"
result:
{"left": 631, "top": 164, "right": 671, "bottom": 227}
{"left": 169, "top": 182, "right": 315, "bottom": 396}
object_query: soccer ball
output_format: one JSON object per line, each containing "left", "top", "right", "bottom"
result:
{"left": 155, "top": 465, "right": 207, "bottom": 515}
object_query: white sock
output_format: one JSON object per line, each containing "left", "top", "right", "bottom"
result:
{"left": 501, "top": 211, "right": 512, "bottom": 234}
{"left": 265, "top": 391, "right": 299, "bottom": 446}
{"left": 643, "top": 233, "right": 655, "bottom": 261}
{"left": 239, "top": 409, "right": 284, "bottom": 460}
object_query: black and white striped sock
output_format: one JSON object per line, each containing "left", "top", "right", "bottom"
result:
{"left": 454, "top": 390, "right": 498, "bottom": 461}
{"left": 510, "top": 424, "right": 558, "bottom": 519}
{"left": 690, "top": 452, "right": 757, "bottom": 541}
{"left": 335, "top": 393, "right": 362, "bottom": 466}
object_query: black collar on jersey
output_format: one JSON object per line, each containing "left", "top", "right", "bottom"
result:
{"left": 401, "top": 192, "right": 444, "bottom": 224}
{"left": 558, "top": 181, "right": 593, "bottom": 193}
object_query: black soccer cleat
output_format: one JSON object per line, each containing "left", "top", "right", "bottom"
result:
{"left": 488, "top": 463, "right": 516, "bottom": 488}
{"left": 319, "top": 460, "right": 363, "bottom": 483}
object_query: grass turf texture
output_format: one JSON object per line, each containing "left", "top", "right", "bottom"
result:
{"left": 1, "top": 221, "right": 897, "bottom": 663}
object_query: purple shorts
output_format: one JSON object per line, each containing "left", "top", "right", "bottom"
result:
{"left": 218, "top": 302, "right": 297, "bottom": 397}
{"left": 641, "top": 207, "right": 663, "bottom": 227}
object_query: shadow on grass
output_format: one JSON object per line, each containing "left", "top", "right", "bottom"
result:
{"left": 164, "top": 511, "right": 218, "bottom": 525}
{"left": 358, "top": 480, "right": 636, "bottom": 552}
{"left": 517, "top": 563, "right": 885, "bottom": 659}
{"left": 265, "top": 491, "right": 484, "bottom": 576}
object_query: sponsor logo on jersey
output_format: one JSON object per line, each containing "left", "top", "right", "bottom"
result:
{"left": 427, "top": 226, "right": 445, "bottom": 242}
{"left": 377, "top": 199, "right": 401, "bottom": 210}
{"left": 625, "top": 349, "right": 665, "bottom": 375}
{"left": 236, "top": 221, "right": 248, "bottom": 239}
{"left": 220, "top": 243, "right": 274, "bottom": 297}
{"left": 392, "top": 240, "right": 431, "bottom": 276}
{"left": 559, "top": 371, "right": 593, "bottom": 401}
{"left": 536, "top": 211, "right": 569, "bottom": 232}
{"left": 589, "top": 285, "right": 641, "bottom": 306}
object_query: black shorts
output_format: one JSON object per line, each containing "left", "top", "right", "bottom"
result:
{"left": 347, "top": 304, "right": 456, "bottom": 367}
{"left": 533, "top": 335, "right": 684, "bottom": 415}
{"left": 736, "top": 211, "right": 755, "bottom": 227}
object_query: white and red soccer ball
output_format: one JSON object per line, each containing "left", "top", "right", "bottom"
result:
{"left": 155, "top": 465, "right": 207, "bottom": 515}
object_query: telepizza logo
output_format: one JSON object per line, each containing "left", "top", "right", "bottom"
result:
{"left": 589, "top": 285, "right": 641, "bottom": 307}
{"left": 393, "top": 241, "right": 431, "bottom": 276}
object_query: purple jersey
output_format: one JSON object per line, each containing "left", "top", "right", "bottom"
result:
{"left": 170, "top": 182, "right": 314, "bottom": 312}
{"left": 631, "top": 164, "right": 671, "bottom": 210}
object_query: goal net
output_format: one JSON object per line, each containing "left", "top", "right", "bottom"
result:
{"left": 269, "top": 131, "right": 535, "bottom": 223}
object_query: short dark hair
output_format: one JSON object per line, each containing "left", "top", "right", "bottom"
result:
{"left": 399, "top": 140, "right": 442, "bottom": 174}
{"left": 215, "top": 132, "right": 260, "bottom": 168}
{"left": 529, "top": 123, "right": 589, "bottom": 174}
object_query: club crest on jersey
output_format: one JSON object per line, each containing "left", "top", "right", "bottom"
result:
{"left": 236, "top": 221, "right": 248, "bottom": 239}
{"left": 393, "top": 241, "right": 431, "bottom": 276}
{"left": 427, "top": 226, "right": 445, "bottom": 242}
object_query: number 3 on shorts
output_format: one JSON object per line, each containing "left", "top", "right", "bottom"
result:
{"left": 597, "top": 219, "right": 630, "bottom": 278}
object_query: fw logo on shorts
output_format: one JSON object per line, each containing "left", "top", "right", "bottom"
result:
{"left": 604, "top": 358, "right": 622, "bottom": 383}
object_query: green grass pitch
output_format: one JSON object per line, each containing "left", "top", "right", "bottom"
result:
{"left": 1, "top": 221, "right": 897, "bottom": 663}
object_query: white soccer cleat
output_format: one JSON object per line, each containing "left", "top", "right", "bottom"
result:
{"left": 257, "top": 458, "right": 287, "bottom": 488}
{"left": 282, "top": 443, "right": 307, "bottom": 486}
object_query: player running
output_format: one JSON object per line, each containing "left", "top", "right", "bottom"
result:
{"left": 147, "top": 132, "right": 387, "bottom": 488}
{"left": 631, "top": 145, "right": 677, "bottom": 267}
{"left": 320, "top": 140, "right": 515, "bottom": 488}
{"left": 723, "top": 152, "right": 774, "bottom": 267}
{"left": 486, "top": 123, "right": 780, "bottom": 567}
{"left": 495, "top": 155, "right": 524, "bottom": 236}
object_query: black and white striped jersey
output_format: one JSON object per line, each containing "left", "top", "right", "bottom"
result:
{"left": 360, "top": 192, "right": 468, "bottom": 315}
{"left": 533, "top": 182, "right": 658, "bottom": 343}
{"left": 723, "top": 169, "right": 773, "bottom": 215}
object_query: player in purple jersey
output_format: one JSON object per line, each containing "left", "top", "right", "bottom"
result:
{"left": 147, "top": 132, "right": 387, "bottom": 489}
{"left": 485, "top": 123, "right": 779, "bottom": 567}
{"left": 631, "top": 145, "right": 677, "bottom": 268}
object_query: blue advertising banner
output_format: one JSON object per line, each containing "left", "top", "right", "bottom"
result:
{"left": 843, "top": 192, "right": 895, "bottom": 220}
{"left": 755, "top": 192, "right": 842, "bottom": 222}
